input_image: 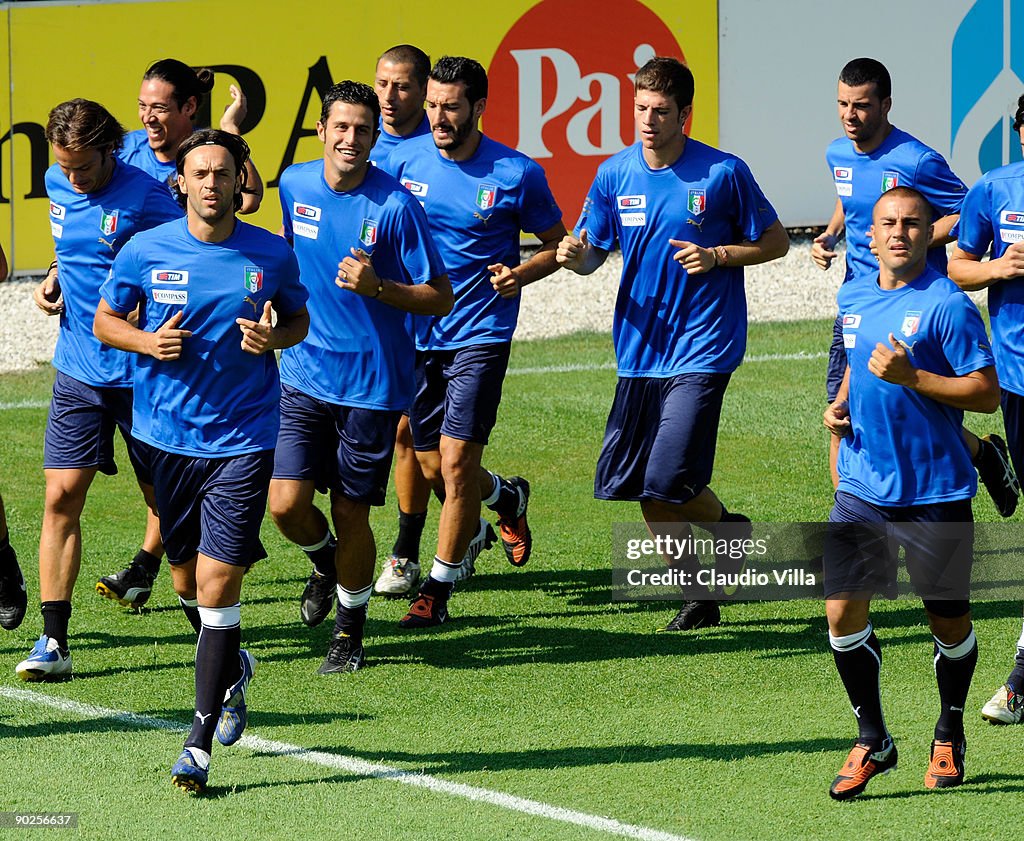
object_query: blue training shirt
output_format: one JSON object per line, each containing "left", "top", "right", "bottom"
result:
{"left": 47, "top": 158, "right": 181, "bottom": 388}
{"left": 100, "top": 217, "right": 308, "bottom": 457}
{"left": 826, "top": 127, "right": 966, "bottom": 282}
{"left": 955, "top": 161, "right": 1024, "bottom": 397}
{"left": 118, "top": 129, "right": 180, "bottom": 199}
{"left": 576, "top": 139, "right": 778, "bottom": 377}
{"left": 277, "top": 160, "right": 446, "bottom": 410}
{"left": 837, "top": 267, "right": 993, "bottom": 506}
{"left": 370, "top": 113, "right": 431, "bottom": 175}
{"left": 387, "top": 133, "right": 562, "bottom": 350}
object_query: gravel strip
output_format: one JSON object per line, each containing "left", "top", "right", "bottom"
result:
{"left": 0, "top": 236, "right": 986, "bottom": 373}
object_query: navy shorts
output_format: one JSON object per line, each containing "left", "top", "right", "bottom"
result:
{"left": 410, "top": 343, "right": 511, "bottom": 450}
{"left": 823, "top": 490, "right": 973, "bottom": 615}
{"left": 148, "top": 447, "right": 273, "bottom": 567}
{"left": 273, "top": 384, "right": 400, "bottom": 506}
{"left": 826, "top": 312, "right": 846, "bottom": 403}
{"left": 1001, "top": 389, "right": 1024, "bottom": 479}
{"left": 594, "top": 372, "right": 731, "bottom": 504}
{"left": 43, "top": 371, "right": 152, "bottom": 484}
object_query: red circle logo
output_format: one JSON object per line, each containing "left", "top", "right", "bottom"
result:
{"left": 487, "top": 0, "right": 687, "bottom": 224}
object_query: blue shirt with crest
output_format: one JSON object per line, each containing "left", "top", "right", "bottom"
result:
{"left": 387, "top": 133, "right": 562, "bottom": 350}
{"left": 277, "top": 160, "right": 445, "bottom": 410}
{"left": 47, "top": 158, "right": 181, "bottom": 388}
{"left": 954, "top": 161, "right": 1024, "bottom": 396}
{"left": 576, "top": 139, "right": 778, "bottom": 377}
{"left": 837, "top": 267, "right": 993, "bottom": 505}
{"left": 100, "top": 217, "right": 307, "bottom": 457}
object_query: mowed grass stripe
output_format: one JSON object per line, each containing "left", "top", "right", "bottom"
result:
{"left": 0, "top": 686, "right": 698, "bottom": 841}
{"left": 0, "top": 348, "right": 829, "bottom": 410}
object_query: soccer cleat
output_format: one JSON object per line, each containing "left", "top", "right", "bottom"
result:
{"left": 497, "top": 476, "right": 532, "bottom": 566}
{"left": 95, "top": 564, "right": 156, "bottom": 608}
{"left": 829, "top": 740, "right": 898, "bottom": 801}
{"left": 398, "top": 592, "right": 448, "bottom": 629}
{"left": 976, "top": 433, "right": 1019, "bottom": 518}
{"left": 374, "top": 556, "right": 421, "bottom": 597}
{"left": 300, "top": 568, "right": 336, "bottom": 627}
{"left": 0, "top": 549, "right": 27, "bottom": 631}
{"left": 455, "top": 518, "right": 498, "bottom": 582}
{"left": 15, "top": 635, "right": 72, "bottom": 681}
{"left": 657, "top": 600, "right": 721, "bottom": 632}
{"left": 215, "top": 649, "right": 255, "bottom": 746}
{"left": 981, "top": 683, "right": 1024, "bottom": 724}
{"left": 318, "top": 632, "right": 365, "bottom": 674}
{"left": 925, "top": 738, "right": 965, "bottom": 789}
{"left": 171, "top": 748, "right": 209, "bottom": 794}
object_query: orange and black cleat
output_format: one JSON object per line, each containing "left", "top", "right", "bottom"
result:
{"left": 829, "top": 740, "right": 898, "bottom": 801}
{"left": 924, "top": 738, "right": 965, "bottom": 789}
{"left": 497, "top": 476, "right": 532, "bottom": 567}
{"left": 398, "top": 592, "right": 448, "bottom": 629}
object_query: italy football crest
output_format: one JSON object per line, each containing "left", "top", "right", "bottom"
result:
{"left": 360, "top": 219, "right": 378, "bottom": 248}
{"left": 687, "top": 189, "right": 706, "bottom": 215}
{"left": 100, "top": 209, "right": 119, "bottom": 236}
{"left": 244, "top": 265, "right": 263, "bottom": 294}
{"left": 476, "top": 184, "right": 497, "bottom": 211}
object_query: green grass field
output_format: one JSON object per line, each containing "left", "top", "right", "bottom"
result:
{"left": 1, "top": 320, "right": 1022, "bottom": 841}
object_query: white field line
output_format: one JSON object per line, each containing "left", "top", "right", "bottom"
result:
{"left": 0, "top": 686, "right": 697, "bottom": 841}
{"left": 0, "top": 351, "right": 826, "bottom": 410}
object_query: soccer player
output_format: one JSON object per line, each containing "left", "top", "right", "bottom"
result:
{"left": 811, "top": 57, "right": 1016, "bottom": 511}
{"left": 268, "top": 81, "right": 452, "bottom": 671}
{"left": 556, "top": 57, "right": 789, "bottom": 632}
{"left": 97, "top": 58, "right": 265, "bottom": 607}
{"left": 94, "top": 129, "right": 309, "bottom": 794}
{"left": 822, "top": 187, "right": 997, "bottom": 799}
{"left": 0, "top": 242, "right": 25, "bottom": 631}
{"left": 0, "top": 487, "right": 26, "bottom": 632}
{"left": 385, "top": 55, "right": 566, "bottom": 628}
{"left": 368, "top": 43, "right": 437, "bottom": 599}
{"left": 15, "top": 99, "right": 181, "bottom": 681}
{"left": 947, "top": 92, "right": 1024, "bottom": 726}
{"left": 119, "top": 58, "right": 263, "bottom": 213}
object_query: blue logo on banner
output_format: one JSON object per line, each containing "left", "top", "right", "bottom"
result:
{"left": 951, "top": 0, "right": 1024, "bottom": 178}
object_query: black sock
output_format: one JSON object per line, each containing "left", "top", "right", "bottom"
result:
{"left": 333, "top": 601, "right": 369, "bottom": 643}
{"left": 392, "top": 510, "right": 427, "bottom": 562}
{"left": 830, "top": 625, "right": 888, "bottom": 747}
{"left": 41, "top": 601, "right": 72, "bottom": 649}
{"left": 420, "top": 570, "right": 456, "bottom": 600}
{"left": 305, "top": 536, "right": 336, "bottom": 578}
{"left": 0, "top": 534, "right": 17, "bottom": 575}
{"left": 1009, "top": 646, "right": 1024, "bottom": 692}
{"left": 934, "top": 627, "right": 978, "bottom": 742}
{"left": 490, "top": 476, "right": 521, "bottom": 519}
{"left": 132, "top": 549, "right": 161, "bottom": 577}
{"left": 185, "top": 621, "right": 241, "bottom": 753}
{"left": 179, "top": 597, "right": 201, "bottom": 635}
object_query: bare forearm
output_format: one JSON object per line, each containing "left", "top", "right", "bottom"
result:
{"left": 718, "top": 220, "right": 790, "bottom": 267}
{"left": 903, "top": 367, "right": 999, "bottom": 413}
{"left": 268, "top": 309, "right": 309, "bottom": 350}
{"left": 930, "top": 213, "right": 958, "bottom": 248}
{"left": 377, "top": 275, "right": 453, "bottom": 316}
{"left": 94, "top": 310, "right": 152, "bottom": 355}
{"left": 239, "top": 160, "right": 264, "bottom": 215}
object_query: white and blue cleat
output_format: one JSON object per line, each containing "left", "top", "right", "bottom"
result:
{"left": 15, "top": 635, "right": 72, "bottom": 681}
{"left": 171, "top": 747, "right": 209, "bottom": 794}
{"left": 216, "top": 649, "right": 256, "bottom": 746}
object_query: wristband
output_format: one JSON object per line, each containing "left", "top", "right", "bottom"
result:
{"left": 714, "top": 245, "right": 729, "bottom": 267}
{"left": 373, "top": 281, "right": 384, "bottom": 299}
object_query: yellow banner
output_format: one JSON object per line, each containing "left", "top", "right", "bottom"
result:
{"left": 2, "top": 0, "right": 717, "bottom": 270}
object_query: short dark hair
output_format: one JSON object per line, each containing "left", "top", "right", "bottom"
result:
{"left": 45, "top": 98, "right": 125, "bottom": 153}
{"left": 1014, "top": 92, "right": 1024, "bottom": 132}
{"left": 175, "top": 129, "right": 250, "bottom": 211}
{"left": 839, "top": 58, "right": 892, "bottom": 101}
{"left": 875, "top": 185, "right": 933, "bottom": 224}
{"left": 634, "top": 57, "right": 695, "bottom": 111}
{"left": 319, "top": 80, "right": 381, "bottom": 127}
{"left": 379, "top": 44, "right": 431, "bottom": 89}
{"left": 143, "top": 58, "right": 215, "bottom": 117}
{"left": 429, "top": 56, "right": 488, "bottom": 106}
